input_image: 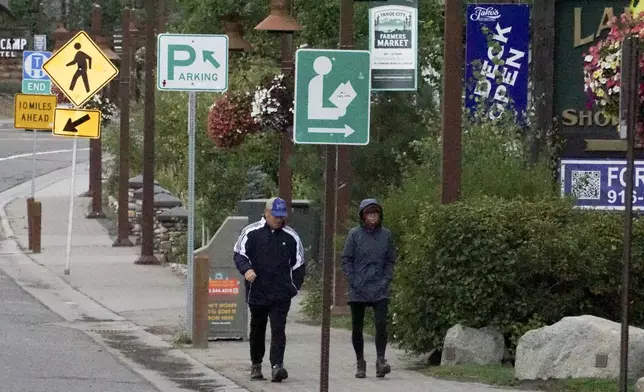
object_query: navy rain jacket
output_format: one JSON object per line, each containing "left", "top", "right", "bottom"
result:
{"left": 233, "top": 217, "right": 306, "bottom": 306}
{"left": 341, "top": 199, "right": 396, "bottom": 304}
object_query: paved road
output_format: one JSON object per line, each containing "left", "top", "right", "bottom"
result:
{"left": 0, "top": 127, "right": 90, "bottom": 193}
{"left": 0, "top": 269, "right": 160, "bottom": 392}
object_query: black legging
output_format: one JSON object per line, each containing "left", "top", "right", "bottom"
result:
{"left": 350, "top": 299, "right": 389, "bottom": 361}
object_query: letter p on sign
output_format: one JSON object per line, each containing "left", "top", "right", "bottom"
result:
{"left": 167, "top": 45, "right": 195, "bottom": 81}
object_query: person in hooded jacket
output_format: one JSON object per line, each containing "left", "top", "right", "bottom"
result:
{"left": 341, "top": 198, "right": 396, "bottom": 378}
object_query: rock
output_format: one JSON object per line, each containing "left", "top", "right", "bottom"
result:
{"left": 515, "top": 315, "right": 644, "bottom": 380}
{"left": 128, "top": 174, "right": 160, "bottom": 189}
{"left": 133, "top": 224, "right": 142, "bottom": 232}
{"left": 132, "top": 185, "right": 170, "bottom": 199}
{"left": 440, "top": 324, "right": 505, "bottom": 366}
{"left": 157, "top": 206, "right": 189, "bottom": 222}
{"left": 637, "top": 377, "right": 644, "bottom": 392}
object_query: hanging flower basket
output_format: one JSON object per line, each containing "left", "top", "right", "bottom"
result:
{"left": 82, "top": 94, "right": 118, "bottom": 123}
{"left": 582, "top": 11, "right": 644, "bottom": 143}
{"left": 250, "top": 73, "right": 294, "bottom": 133}
{"left": 207, "top": 90, "right": 259, "bottom": 149}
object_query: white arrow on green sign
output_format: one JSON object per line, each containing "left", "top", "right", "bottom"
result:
{"left": 293, "top": 48, "right": 371, "bottom": 146}
{"left": 156, "top": 33, "right": 229, "bottom": 92}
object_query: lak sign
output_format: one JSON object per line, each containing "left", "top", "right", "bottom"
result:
{"left": 157, "top": 34, "right": 229, "bottom": 92}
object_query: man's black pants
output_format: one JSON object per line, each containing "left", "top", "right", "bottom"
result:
{"left": 350, "top": 299, "right": 389, "bottom": 361}
{"left": 249, "top": 299, "right": 291, "bottom": 366}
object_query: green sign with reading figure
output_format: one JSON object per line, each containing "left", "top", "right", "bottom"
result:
{"left": 293, "top": 49, "right": 372, "bottom": 146}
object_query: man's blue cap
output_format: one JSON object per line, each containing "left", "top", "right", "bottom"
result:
{"left": 266, "top": 197, "right": 288, "bottom": 217}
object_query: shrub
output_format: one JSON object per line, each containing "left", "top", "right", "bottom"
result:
{"left": 390, "top": 196, "right": 644, "bottom": 356}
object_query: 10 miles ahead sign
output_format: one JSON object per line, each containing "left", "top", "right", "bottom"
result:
{"left": 156, "top": 34, "right": 229, "bottom": 92}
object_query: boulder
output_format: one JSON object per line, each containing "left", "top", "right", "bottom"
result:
{"left": 440, "top": 324, "right": 505, "bottom": 366}
{"left": 515, "top": 315, "right": 644, "bottom": 380}
{"left": 637, "top": 377, "right": 644, "bottom": 392}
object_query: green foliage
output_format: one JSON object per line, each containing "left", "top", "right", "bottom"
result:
{"left": 390, "top": 197, "right": 644, "bottom": 356}
{"left": 104, "top": 90, "right": 282, "bottom": 234}
{"left": 165, "top": 0, "right": 446, "bottom": 213}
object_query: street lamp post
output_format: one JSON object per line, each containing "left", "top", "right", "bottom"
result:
{"left": 113, "top": 7, "right": 138, "bottom": 247}
{"left": 255, "top": 0, "right": 303, "bottom": 212}
{"left": 135, "top": 0, "right": 161, "bottom": 265}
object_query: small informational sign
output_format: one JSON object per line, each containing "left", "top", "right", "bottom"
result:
{"left": 368, "top": 0, "right": 418, "bottom": 91}
{"left": 22, "top": 51, "right": 52, "bottom": 95}
{"left": 208, "top": 270, "right": 246, "bottom": 339}
{"left": 464, "top": 3, "right": 530, "bottom": 122}
{"left": 13, "top": 93, "right": 56, "bottom": 130}
{"left": 560, "top": 159, "right": 644, "bottom": 210}
{"left": 34, "top": 35, "right": 47, "bottom": 51}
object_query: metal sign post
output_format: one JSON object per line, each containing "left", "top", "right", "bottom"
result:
{"left": 618, "top": 34, "right": 639, "bottom": 392}
{"left": 187, "top": 90, "right": 197, "bottom": 331}
{"left": 293, "top": 48, "right": 372, "bottom": 392}
{"left": 64, "top": 136, "right": 78, "bottom": 275}
{"left": 52, "top": 108, "right": 102, "bottom": 275}
{"left": 157, "top": 33, "right": 229, "bottom": 340}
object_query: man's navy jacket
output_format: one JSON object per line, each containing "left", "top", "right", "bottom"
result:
{"left": 233, "top": 217, "right": 306, "bottom": 306}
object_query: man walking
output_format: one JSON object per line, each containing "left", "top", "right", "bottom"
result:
{"left": 341, "top": 198, "right": 396, "bottom": 378}
{"left": 233, "top": 197, "right": 305, "bottom": 382}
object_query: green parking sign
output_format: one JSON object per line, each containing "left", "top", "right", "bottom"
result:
{"left": 293, "top": 49, "right": 371, "bottom": 145}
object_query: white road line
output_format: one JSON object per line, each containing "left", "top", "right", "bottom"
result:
{"left": 0, "top": 148, "right": 90, "bottom": 163}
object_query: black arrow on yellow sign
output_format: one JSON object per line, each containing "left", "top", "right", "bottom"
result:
{"left": 63, "top": 114, "right": 91, "bottom": 133}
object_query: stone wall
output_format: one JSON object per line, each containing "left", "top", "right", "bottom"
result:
{"left": 107, "top": 173, "right": 188, "bottom": 263}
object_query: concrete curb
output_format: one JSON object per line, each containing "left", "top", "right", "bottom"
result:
{"left": 0, "top": 163, "right": 249, "bottom": 392}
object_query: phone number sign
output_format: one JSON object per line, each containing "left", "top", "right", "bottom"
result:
{"left": 560, "top": 159, "right": 644, "bottom": 210}
{"left": 208, "top": 278, "right": 240, "bottom": 297}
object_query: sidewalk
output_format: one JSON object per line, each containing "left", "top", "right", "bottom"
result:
{"left": 2, "top": 167, "right": 534, "bottom": 392}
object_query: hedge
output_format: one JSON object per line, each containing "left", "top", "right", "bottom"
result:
{"left": 390, "top": 196, "right": 644, "bottom": 356}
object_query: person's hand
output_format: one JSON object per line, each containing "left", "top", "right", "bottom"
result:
{"left": 244, "top": 269, "right": 257, "bottom": 282}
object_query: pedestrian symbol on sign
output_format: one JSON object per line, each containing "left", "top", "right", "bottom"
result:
{"left": 67, "top": 43, "right": 92, "bottom": 93}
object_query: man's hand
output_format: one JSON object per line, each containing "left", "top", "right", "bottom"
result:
{"left": 244, "top": 269, "right": 257, "bottom": 282}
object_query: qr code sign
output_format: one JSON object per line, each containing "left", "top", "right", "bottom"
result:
{"left": 570, "top": 170, "right": 601, "bottom": 200}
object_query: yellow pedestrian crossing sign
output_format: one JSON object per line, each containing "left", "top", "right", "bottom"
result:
{"left": 43, "top": 30, "right": 118, "bottom": 107}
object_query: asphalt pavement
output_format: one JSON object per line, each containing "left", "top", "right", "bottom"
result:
{"left": 0, "top": 121, "right": 160, "bottom": 392}
{"left": 0, "top": 126, "right": 89, "bottom": 193}
{"left": 0, "top": 269, "right": 159, "bottom": 392}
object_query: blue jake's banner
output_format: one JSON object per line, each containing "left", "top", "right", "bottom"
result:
{"left": 464, "top": 4, "right": 531, "bottom": 122}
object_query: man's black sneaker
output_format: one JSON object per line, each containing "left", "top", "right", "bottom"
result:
{"left": 375, "top": 358, "right": 391, "bottom": 378}
{"left": 355, "top": 360, "right": 367, "bottom": 378}
{"left": 250, "top": 363, "right": 264, "bottom": 380}
{"left": 271, "top": 364, "right": 288, "bottom": 382}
